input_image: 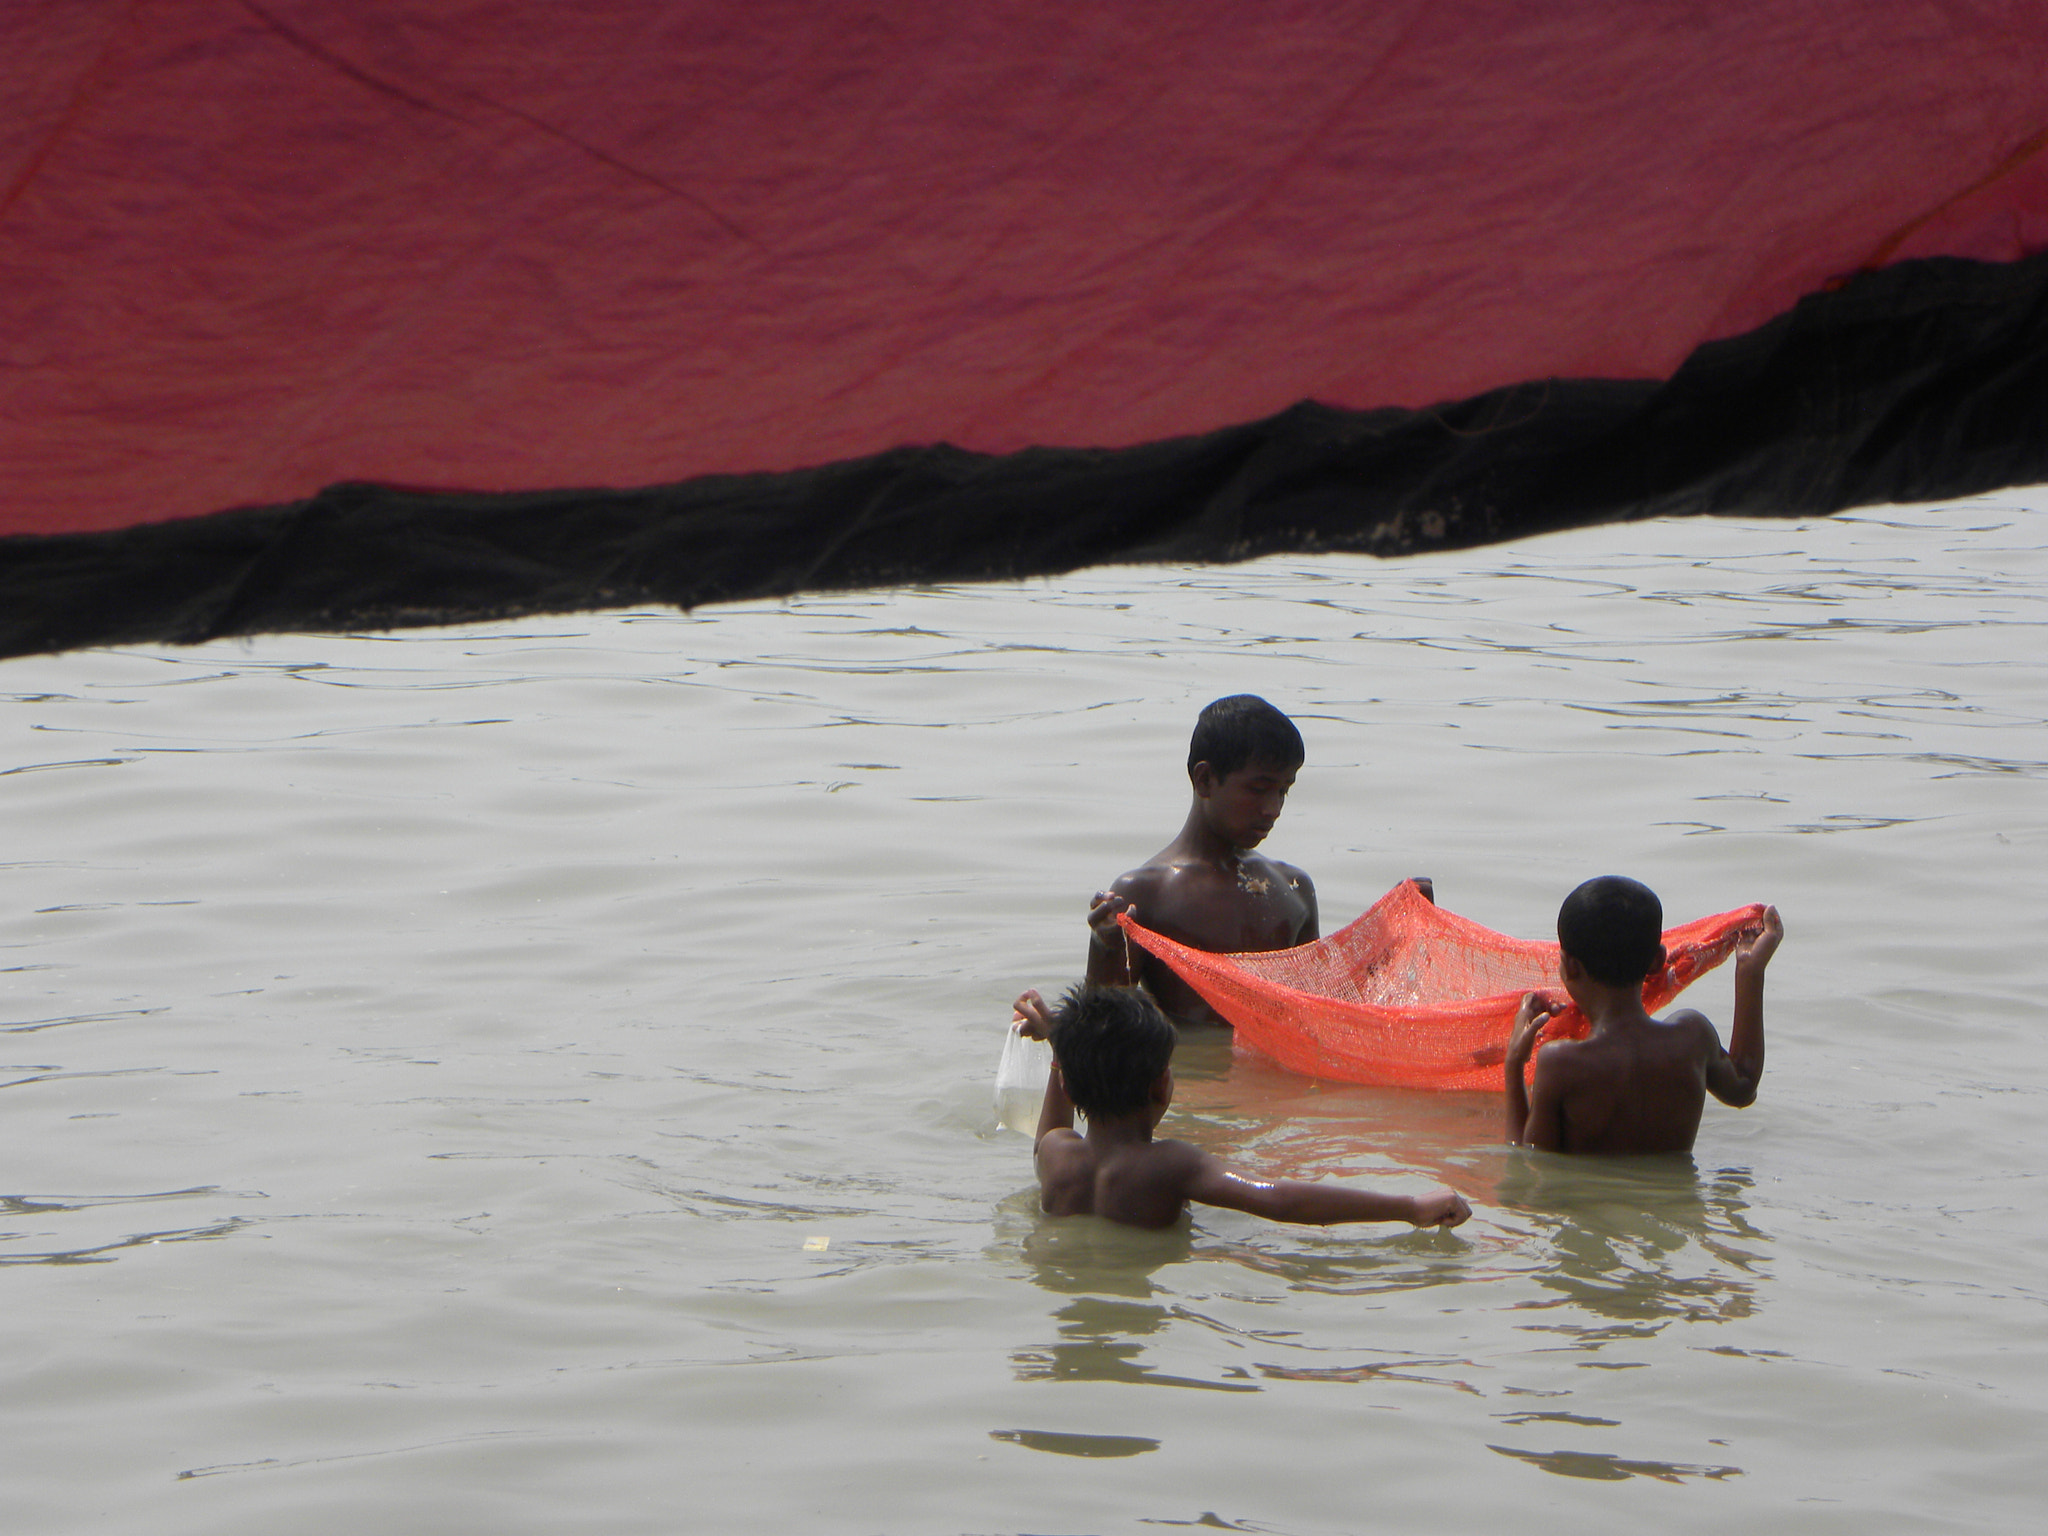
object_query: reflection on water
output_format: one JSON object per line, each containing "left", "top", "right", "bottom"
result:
{"left": 1493, "top": 1157, "right": 1770, "bottom": 1341}
{"left": 999, "top": 1179, "right": 1489, "bottom": 1398}
{"left": 1485, "top": 1442, "right": 1742, "bottom": 1483}
{"left": 0, "top": 1186, "right": 253, "bottom": 1266}
{"left": 994, "top": 1191, "right": 1254, "bottom": 1393}
{"left": 989, "top": 1427, "right": 1161, "bottom": 1457}
{"left": 1009, "top": 1295, "right": 1262, "bottom": 1396}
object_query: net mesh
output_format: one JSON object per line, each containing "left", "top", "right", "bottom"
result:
{"left": 1121, "top": 881, "right": 1766, "bottom": 1090}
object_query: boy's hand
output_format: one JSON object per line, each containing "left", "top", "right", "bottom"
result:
{"left": 1086, "top": 889, "right": 1133, "bottom": 947}
{"left": 1012, "top": 989, "right": 1055, "bottom": 1040}
{"left": 1410, "top": 1189, "right": 1471, "bottom": 1228}
{"left": 1506, "top": 990, "right": 1563, "bottom": 1063}
{"left": 1735, "top": 906, "right": 1783, "bottom": 974}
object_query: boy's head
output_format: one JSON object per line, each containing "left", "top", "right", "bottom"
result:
{"left": 1557, "top": 876, "right": 1666, "bottom": 987}
{"left": 1188, "top": 695, "right": 1304, "bottom": 781}
{"left": 1048, "top": 983, "right": 1176, "bottom": 1118}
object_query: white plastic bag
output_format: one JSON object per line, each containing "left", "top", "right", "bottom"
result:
{"left": 993, "top": 1024, "right": 1052, "bottom": 1134}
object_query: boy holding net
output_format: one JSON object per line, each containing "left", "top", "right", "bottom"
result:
{"left": 1085, "top": 695, "right": 1429, "bottom": 1024}
{"left": 1505, "top": 876, "right": 1783, "bottom": 1154}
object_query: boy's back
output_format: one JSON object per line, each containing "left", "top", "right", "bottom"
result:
{"left": 1506, "top": 878, "right": 1781, "bottom": 1156}
{"left": 1508, "top": 1008, "right": 1727, "bottom": 1154}
{"left": 1035, "top": 1127, "right": 1212, "bottom": 1228}
{"left": 1020, "top": 983, "right": 1470, "bottom": 1231}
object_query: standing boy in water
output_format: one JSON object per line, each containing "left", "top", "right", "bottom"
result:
{"left": 1088, "top": 695, "right": 1397, "bottom": 1025}
{"left": 1015, "top": 982, "right": 1471, "bottom": 1230}
{"left": 1504, "top": 875, "right": 1784, "bottom": 1154}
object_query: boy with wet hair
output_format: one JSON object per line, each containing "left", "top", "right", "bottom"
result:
{"left": 1088, "top": 695, "right": 1369, "bottom": 1024}
{"left": 1504, "top": 876, "right": 1784, "bottom": 1155}
{"left": 1014, "top": 982, "right": 1471, "bottom": 1231}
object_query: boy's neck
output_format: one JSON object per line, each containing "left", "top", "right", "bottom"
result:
{"left": 1175, "top": 799, "right": 1247, "bottom": 862}
{"left": 1083, "top": 1107, "right": 1160, "bottom": 1145}
{"left": 1572, "top": 979, "right": 1657, "bottom": 1032}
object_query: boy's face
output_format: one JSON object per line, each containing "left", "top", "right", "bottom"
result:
{"left": 1195, "top": 757, "right": 1298, "bottom": 849}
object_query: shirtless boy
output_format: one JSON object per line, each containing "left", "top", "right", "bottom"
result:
{"left": 1504, "top": 875, "right": 1784, "bottom": 1154}
{"left": 1088, "top": 696, "right": 1400, "bottom": 1024}
{"left": 1015, "top": 983, "right": 1471, "bottom": 1231}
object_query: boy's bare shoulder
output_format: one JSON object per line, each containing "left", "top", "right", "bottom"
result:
{"left": 1106, "top": 849, "right": 1226, "bottom": 894}
{"left": 1032, "top": 1127, "right": 1095, "bottom": 1215}
{"left": 1101, "top": 857, "right": 1217, "bottom": 932}
{"left": 1266, "top": 856, "right": 1314, "bottom": 888}
{"left": 1140, "top": 1135, "right": 1208, "bottom": 1178}
{"left": 1653, "top": 1007, "right": 1725, "bottom": 1061}
{"left": 1105, "top": 858, "right": 1179, "bottom": 901}
{"left": 1529, "top": 1031, "right": 1602, "bottom": 1077}
{"left": 1116, "top": 1136, "right": 1211, "bottom": 1224}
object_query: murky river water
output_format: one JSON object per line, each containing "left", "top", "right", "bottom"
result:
{"left": 3, "top": 495, "right": 2044, "bottom": 1533}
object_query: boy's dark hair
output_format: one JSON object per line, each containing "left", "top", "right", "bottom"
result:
{"left": 1557, "top": 876, "right": 1665, "bottom": 987}
{"left": 1048, "top": 982, "right": 1177, "bottom": 1117}
{"left": 1188, "top": 695, "right": 1304, "bottom": 779}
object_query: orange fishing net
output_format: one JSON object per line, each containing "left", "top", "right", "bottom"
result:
{"left": 1120, "top": 881, "right": 1767, "bottom": 1091}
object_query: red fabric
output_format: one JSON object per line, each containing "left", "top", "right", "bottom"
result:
{"left": 5, "top": 2, "right": 2047, "bottom": 536}
{"left": 1122, "top": 883, "right": 1767, "bottom": 1091}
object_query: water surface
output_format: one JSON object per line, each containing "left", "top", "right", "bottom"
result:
{"left": 3, "top": 497, "right": 2044, "bottom": 1533}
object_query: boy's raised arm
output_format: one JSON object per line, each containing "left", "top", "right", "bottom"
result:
{"left": 1707, "top": 905, "right": 1781, "bottom": 1107}
{"left": 1011, "top": 989, "right": 1079, "bottom": 1146}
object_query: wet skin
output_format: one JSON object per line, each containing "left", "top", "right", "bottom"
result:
{"left": 1012, "top": 989, "right": 1471, "bottom": 1231}
{"left": 1084, "top": 757, "right": 1317, "bottom": 1025}
{"left": 1505, "top": 906, "right": 1783, "bottom": 1154}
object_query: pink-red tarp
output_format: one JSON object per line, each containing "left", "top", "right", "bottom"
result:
{"left": 6, "top": 0, "right": 2047, "bottom": 540}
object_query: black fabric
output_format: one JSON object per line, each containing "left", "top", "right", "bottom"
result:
{"left": 6, "top": 252, "right": 2045, "bottom": 660}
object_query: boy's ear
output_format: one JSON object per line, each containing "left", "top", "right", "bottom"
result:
{"left": 1149, "top": 1068, "right": 1174, "bottom": 1108}
{"left": 1649, "top": 943, "right": 1668, "bottom": 976}
{"left": 1558, "top": 950, "right": 1585, "bottom": 983}
{"left": 1189, "top": 761, "right": 1216, "bottom": 796}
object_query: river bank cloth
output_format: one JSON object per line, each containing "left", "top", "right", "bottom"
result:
{"left": 1121, "top": 882, "right": 1767, "bottom": 1090}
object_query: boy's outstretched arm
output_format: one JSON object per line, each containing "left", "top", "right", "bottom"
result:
{"left": 1182, "top": 1149, "right": 1470, "bottom": 1228}
{"left": 1707, "top": 905, "right": 1781, "bottom": 1107}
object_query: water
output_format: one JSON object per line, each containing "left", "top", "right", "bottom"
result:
{"left": 3, "top": 496, "right": 2044, "bottom": 1534}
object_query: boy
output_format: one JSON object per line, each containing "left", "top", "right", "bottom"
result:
{"left": 1504, "top": 876, "right": 1783, "bottom": 1155}
{"left": 1014, "top": 982, "right": 1471, "bottom": 1231}
{"left": 1089, "top": 695, "right": 1408, "bottom": 1025}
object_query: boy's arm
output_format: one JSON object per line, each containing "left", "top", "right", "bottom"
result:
{"left": 1034, "top": 1059, "right": 1077, "bottom": 1146}
{"left": 1181, "top": 1147, "right": 1470, "bottom": 1228}
{"left": 1010, "top": 990, "right": 1076, "bottom": 1144}
{"left": 1084, "top": 873, "right": 1151, "bottom": 985}
{"left": 1503, "top": 991, "right": 1565, "bottom": 1147}
{"left": 1706, "top": 905, "right": 1781, "bottom": 1107}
